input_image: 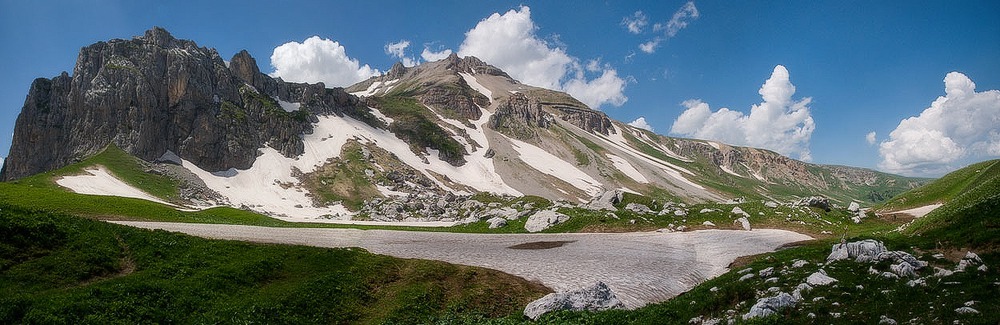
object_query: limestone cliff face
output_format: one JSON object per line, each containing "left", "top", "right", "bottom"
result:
{"left": 0, "top": 27, "right": 371, "bottom": 181}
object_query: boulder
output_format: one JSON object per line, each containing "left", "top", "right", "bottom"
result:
{"left": 586, "top": 189, "right": 623, "bottom": 211}
{"left": 625, "top": 203, "right": 652, "bottom": 214}
{"left": 955, "top": 307, "right": 979, "bottom": 315}
{"left": 523, "top": 281, "right": 624, "bottom": 320}
{"left": 743, "top": 292, "right": 797, "bottom": 320}
{"left": 847, "top": 202, "right": 860, "bottom": 212}
{"left": 487, "top": 217, "right": 507, "bottom": 229}
{"left": 155, "top": 150, "right": 183, "bottom": 165}
{"left": 764, "top": 201, "right": 778, "bottom": 208}
{"left": 734, "top": 216, "right": 751, "bottom": 231}
{"left": 702, "top": 221, "right": 716, "bottom": 227}
{"left": 524, "top": 210, "right": 571, "bottom": 232}
{"left": 827, "top": 239, "right": 887, "bottom": 263}
{"left": 731, "top": 207, "right": 750, "bottom": 218}
{"left": 797, "top": 196, "right": 831, "bottom": 211}
{"left": 806, "top": 269, "right": 838, "bottom": 286}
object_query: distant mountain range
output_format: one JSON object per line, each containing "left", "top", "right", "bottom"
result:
{"left": 1, "top": 27, "right": 926, "bottom": 219}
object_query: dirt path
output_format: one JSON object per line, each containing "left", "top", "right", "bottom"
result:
{"left": 111, "top": 221, "right": 811, "bottom": 308}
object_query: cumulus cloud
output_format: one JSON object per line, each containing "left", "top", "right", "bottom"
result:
{"left": 622, "top": 11, "right": 648, "bottom": 34}
{"left": 670, "top": 65, "right": 815, "bottom": 161}
{"left": 421, "top": 47, "right": 453, "bottom": 62}
{"left": 385, "top": 40, "right": 419, "bottom": 67}
{"left": 878, "top": 72, "right": 1000, "bottom": 176}
{"left": 458, "top": 6, "right": 628, "bottom": 109}
{"left": 638, "top": 1, "right": 699, "bottom": 54}
{"left": 628, "top": 117, "right": 654, "bottom": 132}
{"left": 270, "top": 36, "right": 379, "bottom": 87}
{"left": 866, "top": 131, "right": 877, "bottom": 145}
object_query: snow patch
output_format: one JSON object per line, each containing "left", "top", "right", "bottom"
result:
{"left": 720, "top": 165, "right": 744, "bottom": 178}
{"left": 459, "top": 72, "right": 493, "bottom": 103}
{"left": 277, "top": 99, "right": 300, "bottom": 112}
{"left": 606, "top": 153, "right": 649, "bottom": 183}
{"left": 56, "top": 166, "right": 173, "bottom": 206}
{"left": 596, "top": 125, "right": 704, "bottom": 190}
{"left": 350, "top": 81, "right": 383, "bottom": 97}
{"left": 509, "top": 138, "right": 603, "bottom": 196}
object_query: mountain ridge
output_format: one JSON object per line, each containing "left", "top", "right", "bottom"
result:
{"left": 1, "top": 27, "right": 925, "bottom": 221}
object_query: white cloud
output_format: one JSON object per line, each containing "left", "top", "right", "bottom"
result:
{"left": 639, "top": 1, "right": 699, "bottom": 54}
{"left": 385, "top": 40, "right": 419, "bottom": 67}
{"left": 670, "top": 65, "right": 815, "bottom": 161}
{"left": 878, "top": 72, "right": 1000, "bottom": 176}
{"left": 628, "top": 117, "right": 654, "bottom": 132}
{"left": 421, "top": 47, "right": 453, "bottom": 62}
{"left": 458, "top": 6, "right": 628, "bottom": 109}
{"left": 622, "top": 11, "right": 648, "bottom": 34}
{"left": 270, "top": 36, "right": 380, "bottom": 87}
{"left": 866, "top": 131, "right": 877, "bottom": 145}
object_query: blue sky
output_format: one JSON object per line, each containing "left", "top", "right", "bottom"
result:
{"left": 1, "top": 1, "right": 998, "bottom": 177}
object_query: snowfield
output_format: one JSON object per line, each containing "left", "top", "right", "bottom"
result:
{"left": 606, "top": 153, "right": 649, "bottom": 183}
{"left": 56, "top": 166, "right": 173, "bottom": 206}
{"left": 112, "top": 221, "right": 812, "bottom": 309}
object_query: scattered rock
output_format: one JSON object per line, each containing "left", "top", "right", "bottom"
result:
{"left": 674, "top": 209, "right": 688, "bottom": 217}
{"left": 625, "top": 203, "right": 652, "bottom": 214}
{"left": 848, "top": 202, "right": 860, "bottom": 212}
{"left": 806, "top": 269, "right": 838, "bottom": 286}
{"left": 731, "top": 207, "right": 750, "bottom": 218}
{"left": 797, "top": 196, "right": 831, "bottom": 211}
{"left": 765, "top": 201, "right": 778, "bottom": 208}
{"left": 743, "top": 292, "right": 797, "bottom": 320}
{"left": 954, "top": 307, "right": 979, "bottom": 315}
{"left": 879, "top": 315, "right": 897, "bottom": 325}
{"left": 523, "top": 281, "right": 625, "bottom": 320}
{"left": 734, "top": 216, "right": 751, "bottom": 231}
{"left": 791, "top": 260, "right": 809, "bottom": 268}
{"left": 759, "top": 267, "right": 774, "bottom": 278}
{"left": 702, "top": 221, "right": 716, "bottom": 227}
{"left": 739, "top": 273, "right": 755, "bottom": 282}
{"left": 827, "top": 239, "right": 887, "bottom": 263}
{"left": 487, "top": 217, "right": 507, "bottom": 229}
{"left": 524, "top": 210, "right": 571, "bottom": 232}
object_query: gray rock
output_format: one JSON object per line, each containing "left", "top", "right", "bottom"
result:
{"left": 487, "top": 217, "right": 507, "bottom": 229}
{"left": 797, "top": 196, "right": 831, "bottom": 211}
{"left": 743, "top": 292, "right": 797, "bottom": 320}
{"left": 731, "top": 206, "right": 750, "bottom": 218}
{"left": 734, "top": 216, "right": 751, "bottom": 231}
{"left": 955, "top": 307, "right": 979, "bottom": 315}
{"left": 806, "top": 269, "right": 838, "bottom": 286}
{"left": 764, "top": 201, "right": 778, "bottom": 208}
{"left": 827, "top": 239, "right": 887, "bottom": 263}
{"left": 625, "top": 202, "right": 652, "bottom": 214}
{"left": 523, "top": 281, "right": 624, "bottom": 320}
{"left": 524, "top": 210, "right": 571, "bottom": 232}
{"left": 702, "top": 221, "right": 716, "bottom": 227}
{"left": 848, "top": 202, "right": 860, "bottom": 212}
{"left": 155, "top": 150, "right": 183, "bottom": 165}
{"left": 878, "top": 315, "right": 897, "bottom": 325}
{"left": 586, "top": 189, "right": 623, "bottom": 211}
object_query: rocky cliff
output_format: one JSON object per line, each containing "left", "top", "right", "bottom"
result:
{"left": 0, "top": 27, "right": 372, "bottom": 181}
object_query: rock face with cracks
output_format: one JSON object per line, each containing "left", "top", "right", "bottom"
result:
{"left": 523, "top": 281, "right": 624, "bottom": 320}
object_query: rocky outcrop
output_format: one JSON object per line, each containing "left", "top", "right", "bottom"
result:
{"left": 551, "top": 104, "right": 614, "bottom": 135}
{"left": 1, "top": 27, "right": 373, "bottom": 181}
{"left": 523, "top": 281, "right": 624, "bottom": 320}
{"left": 489, "top": 93, "right": 552, "bottom": 140}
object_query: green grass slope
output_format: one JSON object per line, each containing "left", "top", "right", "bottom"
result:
{"left": 0, "top": 205, "right": 548, "bottom": 324}
{"left": 880, "top": 160, "right": 1000, "bottom": 212}
{"left": 903, "top": 159, "right": 1000, "bottom": 248}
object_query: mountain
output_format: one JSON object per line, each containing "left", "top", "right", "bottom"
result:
{"left": 1, "top": 27, "right": 925, "bottom": 221}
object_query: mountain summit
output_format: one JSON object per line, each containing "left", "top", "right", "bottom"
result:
{"left": 2, "top": 28, "right": 922, "bottom": 221}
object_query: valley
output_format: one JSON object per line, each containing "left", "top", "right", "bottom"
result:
{"left": 1, "top": 27, "right": 997, "bottom": 324}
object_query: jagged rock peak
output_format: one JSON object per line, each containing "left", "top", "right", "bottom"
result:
{"left": 139, "top": 26, "right": 178, "bottom": 48}
{"left": 230, "top": 49, "right": 262, "bottom": 84}
{"left": 444, "top": 54, "right": 510, "bottom": 78}
{"left": 385, "top": 62, "right": 407, "bottom": 80}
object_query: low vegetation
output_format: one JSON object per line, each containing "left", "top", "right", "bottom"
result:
{"left": 374, "top": 96, "right": 467, "bottom": 165}
{"left": 0, "top": 205, "right": 549, "bottom": 324}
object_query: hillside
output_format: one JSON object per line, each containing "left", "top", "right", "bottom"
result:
{"left": 0, "top": 27, "right": 925, "bottom": 225}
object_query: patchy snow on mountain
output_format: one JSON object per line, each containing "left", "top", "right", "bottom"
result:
{"left": 350, "top": 81, "right": 384, "bottom": 97}
{"left": 720, "top": 165, "right": 743, "bottom": 178}
{"left": 606, "top": 153, "right": 649, "bottom": 183}
{"left": 276, "top": 99, "right": 301, "bottom": 112}
{"left": 56, "top": 166, "right": 173, "bottom": 206}
{"left": 509, "top": 137, "right": 603, "bottom": 197}
{"left": 459, "top": 72, "right": 493, "bottom": 103}
{"left": 596, "top": 125, "right": 704, "bottom": 190}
